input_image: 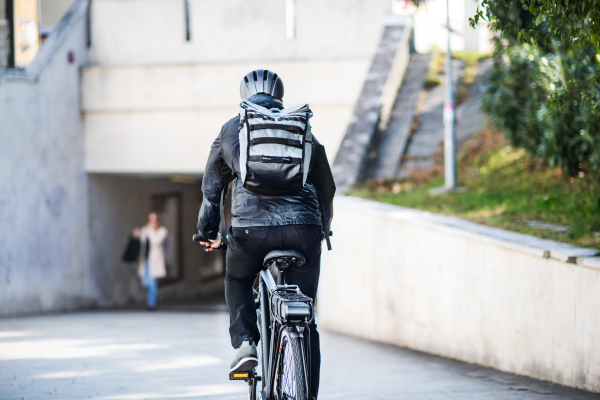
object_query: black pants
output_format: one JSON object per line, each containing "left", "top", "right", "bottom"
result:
{"left": 225, "top": 224, "right": 323, "bottom": 399}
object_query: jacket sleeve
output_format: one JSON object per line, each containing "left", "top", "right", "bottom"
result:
{"left": 308, "top": 134, "right": 336, "bottom": 250}
{"left": 197, "top": 125, "right": 235, "bottom": 241}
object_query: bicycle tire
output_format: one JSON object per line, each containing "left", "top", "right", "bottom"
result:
{"left": 248, "top": 376, "right": 257, "bottom": 400}
{"left": 259, "top": 280, "right": 271, "bottom": 391}
{"left": 256, "top": 309, "right": 267, "bottom": 393}
{"left": 273, "top": 328, "right": 308, "bottom": 400}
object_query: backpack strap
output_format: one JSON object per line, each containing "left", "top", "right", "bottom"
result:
{"left": 248, "top": 123, "right": 305, "bottom": 135}
{"left": 249, "top": 137, "right": 303, "bottom": 148}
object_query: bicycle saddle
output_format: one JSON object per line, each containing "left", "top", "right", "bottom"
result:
{"left": 263, "top": 249, "right": 306, "bottom": 269}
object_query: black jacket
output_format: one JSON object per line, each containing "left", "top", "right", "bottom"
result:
{"left": 197, "top": 101, "right": 336, "bottom": 250}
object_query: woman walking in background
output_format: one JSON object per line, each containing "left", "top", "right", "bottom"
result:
{"left": 133, "top": 212, "right": 168, "bottom": 310}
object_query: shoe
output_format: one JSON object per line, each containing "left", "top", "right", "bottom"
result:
{"left": 229, "top": 341, "right": 258, "bottom": 373}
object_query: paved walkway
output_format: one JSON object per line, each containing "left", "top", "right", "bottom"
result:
{"left": 1, "top": 311, "right": 598, "bottom": 399}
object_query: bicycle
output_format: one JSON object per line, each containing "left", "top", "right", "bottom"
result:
{"left": 192, "top": 235, "right": 314, "bottom": 400}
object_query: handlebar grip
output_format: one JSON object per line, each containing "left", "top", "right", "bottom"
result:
{"left": 192, "top": 234, "right": 227, "bottom": 251}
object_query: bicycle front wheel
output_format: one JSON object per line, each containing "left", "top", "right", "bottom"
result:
{"left": 273, "top": 328, "right": 308, "bottom": 400}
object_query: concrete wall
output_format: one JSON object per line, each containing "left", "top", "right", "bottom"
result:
{"left": 82, "top": 59, "right": 366, "bottom": 173}
{"left": 41, "top": 0, "right": 77, "bottom": 27}
{"left": 88, "top": 175, "right": 222, "bottom": 306}
{"left": 319, "top": 196, "right": 600, "bottom": 392}
{"left": 0, "top": 0, "right": 95, "bottom": 315}
{"left": 82, "top": 0, "right": 393, "bottom": 174}
{"left": 87, "top": 0, "right": 392, "bottom": 65}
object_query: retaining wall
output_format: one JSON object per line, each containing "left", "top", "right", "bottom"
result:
{"left": 0, "top": 0, "right": 95, "bottom": 315}
{"left": 319, "top": 196, "right": 600, "bottom": 392}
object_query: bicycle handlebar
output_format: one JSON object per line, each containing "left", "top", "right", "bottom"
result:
{"left": 192, "top": 234, "right": 227, "bottom": 250}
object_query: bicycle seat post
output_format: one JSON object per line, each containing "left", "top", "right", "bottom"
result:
{"left": 263, "top": 250, "right": 305, "bottom": 287}
{"left": 276, "top": 261, "right": 288, "bottom": 285}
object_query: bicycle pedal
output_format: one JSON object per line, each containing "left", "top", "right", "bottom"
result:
{"left": 229, "top": 371, "right": 252, "bottom": 381}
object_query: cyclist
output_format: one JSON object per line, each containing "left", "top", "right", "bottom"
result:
{"left": 196, "top": 69, "right": 335, "bottom": 399}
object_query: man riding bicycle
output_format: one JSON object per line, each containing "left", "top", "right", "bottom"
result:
{"left": 196, "top": 69, "right": 335, "bottom": 400}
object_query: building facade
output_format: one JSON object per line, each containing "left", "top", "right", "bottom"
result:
{"left": 0, "top": 0, "right": 490, "bottom": 315}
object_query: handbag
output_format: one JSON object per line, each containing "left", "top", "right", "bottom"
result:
{"left": 122, "top": 236, "right": 141, "bottom": 263}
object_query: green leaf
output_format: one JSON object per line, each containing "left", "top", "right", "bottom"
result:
{"left": 536, "top": 14, "right": 544, "bottom": 26}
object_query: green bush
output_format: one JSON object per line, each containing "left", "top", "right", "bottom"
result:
{"left": 482, "top": 38, "right": 600, "bottom": 175}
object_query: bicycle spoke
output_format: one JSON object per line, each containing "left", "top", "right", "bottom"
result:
{"left": 281, "top": 337, "right": 296, "bottom": 399}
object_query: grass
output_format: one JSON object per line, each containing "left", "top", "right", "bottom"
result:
{"left": 353, "top": 127, "right": 600, "bottom": 249}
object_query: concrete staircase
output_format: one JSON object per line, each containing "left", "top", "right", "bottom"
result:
{"left": 398, "top": 58, "right": 491, "bottom": 178}
{"left": 368, "top": 53, "right": 431, "bottom": 179}
{"left": 331, "top": 14, "right": 491, "bottom": 191}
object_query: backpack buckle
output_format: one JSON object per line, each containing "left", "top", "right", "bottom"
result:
{"left": 259, "top": 156, "right": 291, "bottom": 164}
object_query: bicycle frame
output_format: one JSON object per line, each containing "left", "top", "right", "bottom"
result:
{"left": 192, "top": 234, "right": 314, "bottom": 399}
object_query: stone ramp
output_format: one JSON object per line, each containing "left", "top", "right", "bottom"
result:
{"left": 369, "top": 53, "right": 431, "bottom": 180}
{"left": 332, "top": 15, "right": 413, "bottom": 194}
{"left": 1, "top": 311, "right": 598, "bottom": 399}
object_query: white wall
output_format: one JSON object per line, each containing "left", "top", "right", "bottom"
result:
{"left": 82, "top": 0, "right": 393, "bottom": 174}
{"left": 82, "top": 59, "right": 367, "bottom": 173}
{"left": 41, "top": 0, "right": 76, "bottom": 27}
{"left": 88, "top": 0, "right": 393, "bottom": 65}
{"left": 0, "top": 0, "right": 95, "bottom": 315}
{"left": 319, "top": 197, "right": 600, "bottom": 392}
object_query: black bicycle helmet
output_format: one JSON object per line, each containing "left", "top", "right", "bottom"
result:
{"left": 240, "top": 69, "right": 284, "bottom": 100}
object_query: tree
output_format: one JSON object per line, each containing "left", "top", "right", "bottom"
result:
{"left": 471, "top": 0, "right": 600, "bottom": 47}
{"left": 482, "top": 38, "right": 600, "bottom": 175}
{"left": 473, "top": 0, "right": 600, "bottom": 175}
{"left": 471, "top": 0, "right": 600, "bottom": 109}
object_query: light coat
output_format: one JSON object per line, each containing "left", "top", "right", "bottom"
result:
{"left": 137, "top": 226, "right": 168, "bottom": 279}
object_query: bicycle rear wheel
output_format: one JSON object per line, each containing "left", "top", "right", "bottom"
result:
{"left": 248, "top": 377, "right": 257, "bottom": 400}
{"left": 256, "top": 309, "right": 267, "bottom": 392}
{"left": 258, "top": 280, "right": 270, "bottom": 392}
{"left": 273, "top": 328, "right": 308, "bottom": 400}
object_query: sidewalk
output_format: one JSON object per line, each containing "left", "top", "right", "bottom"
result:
{"left": 0, "top": 311, "right": 597, "bottom": 399}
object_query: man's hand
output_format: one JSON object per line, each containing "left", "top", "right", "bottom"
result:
{"left": 200, "top": 233, "right": 222, "bottom": 252}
